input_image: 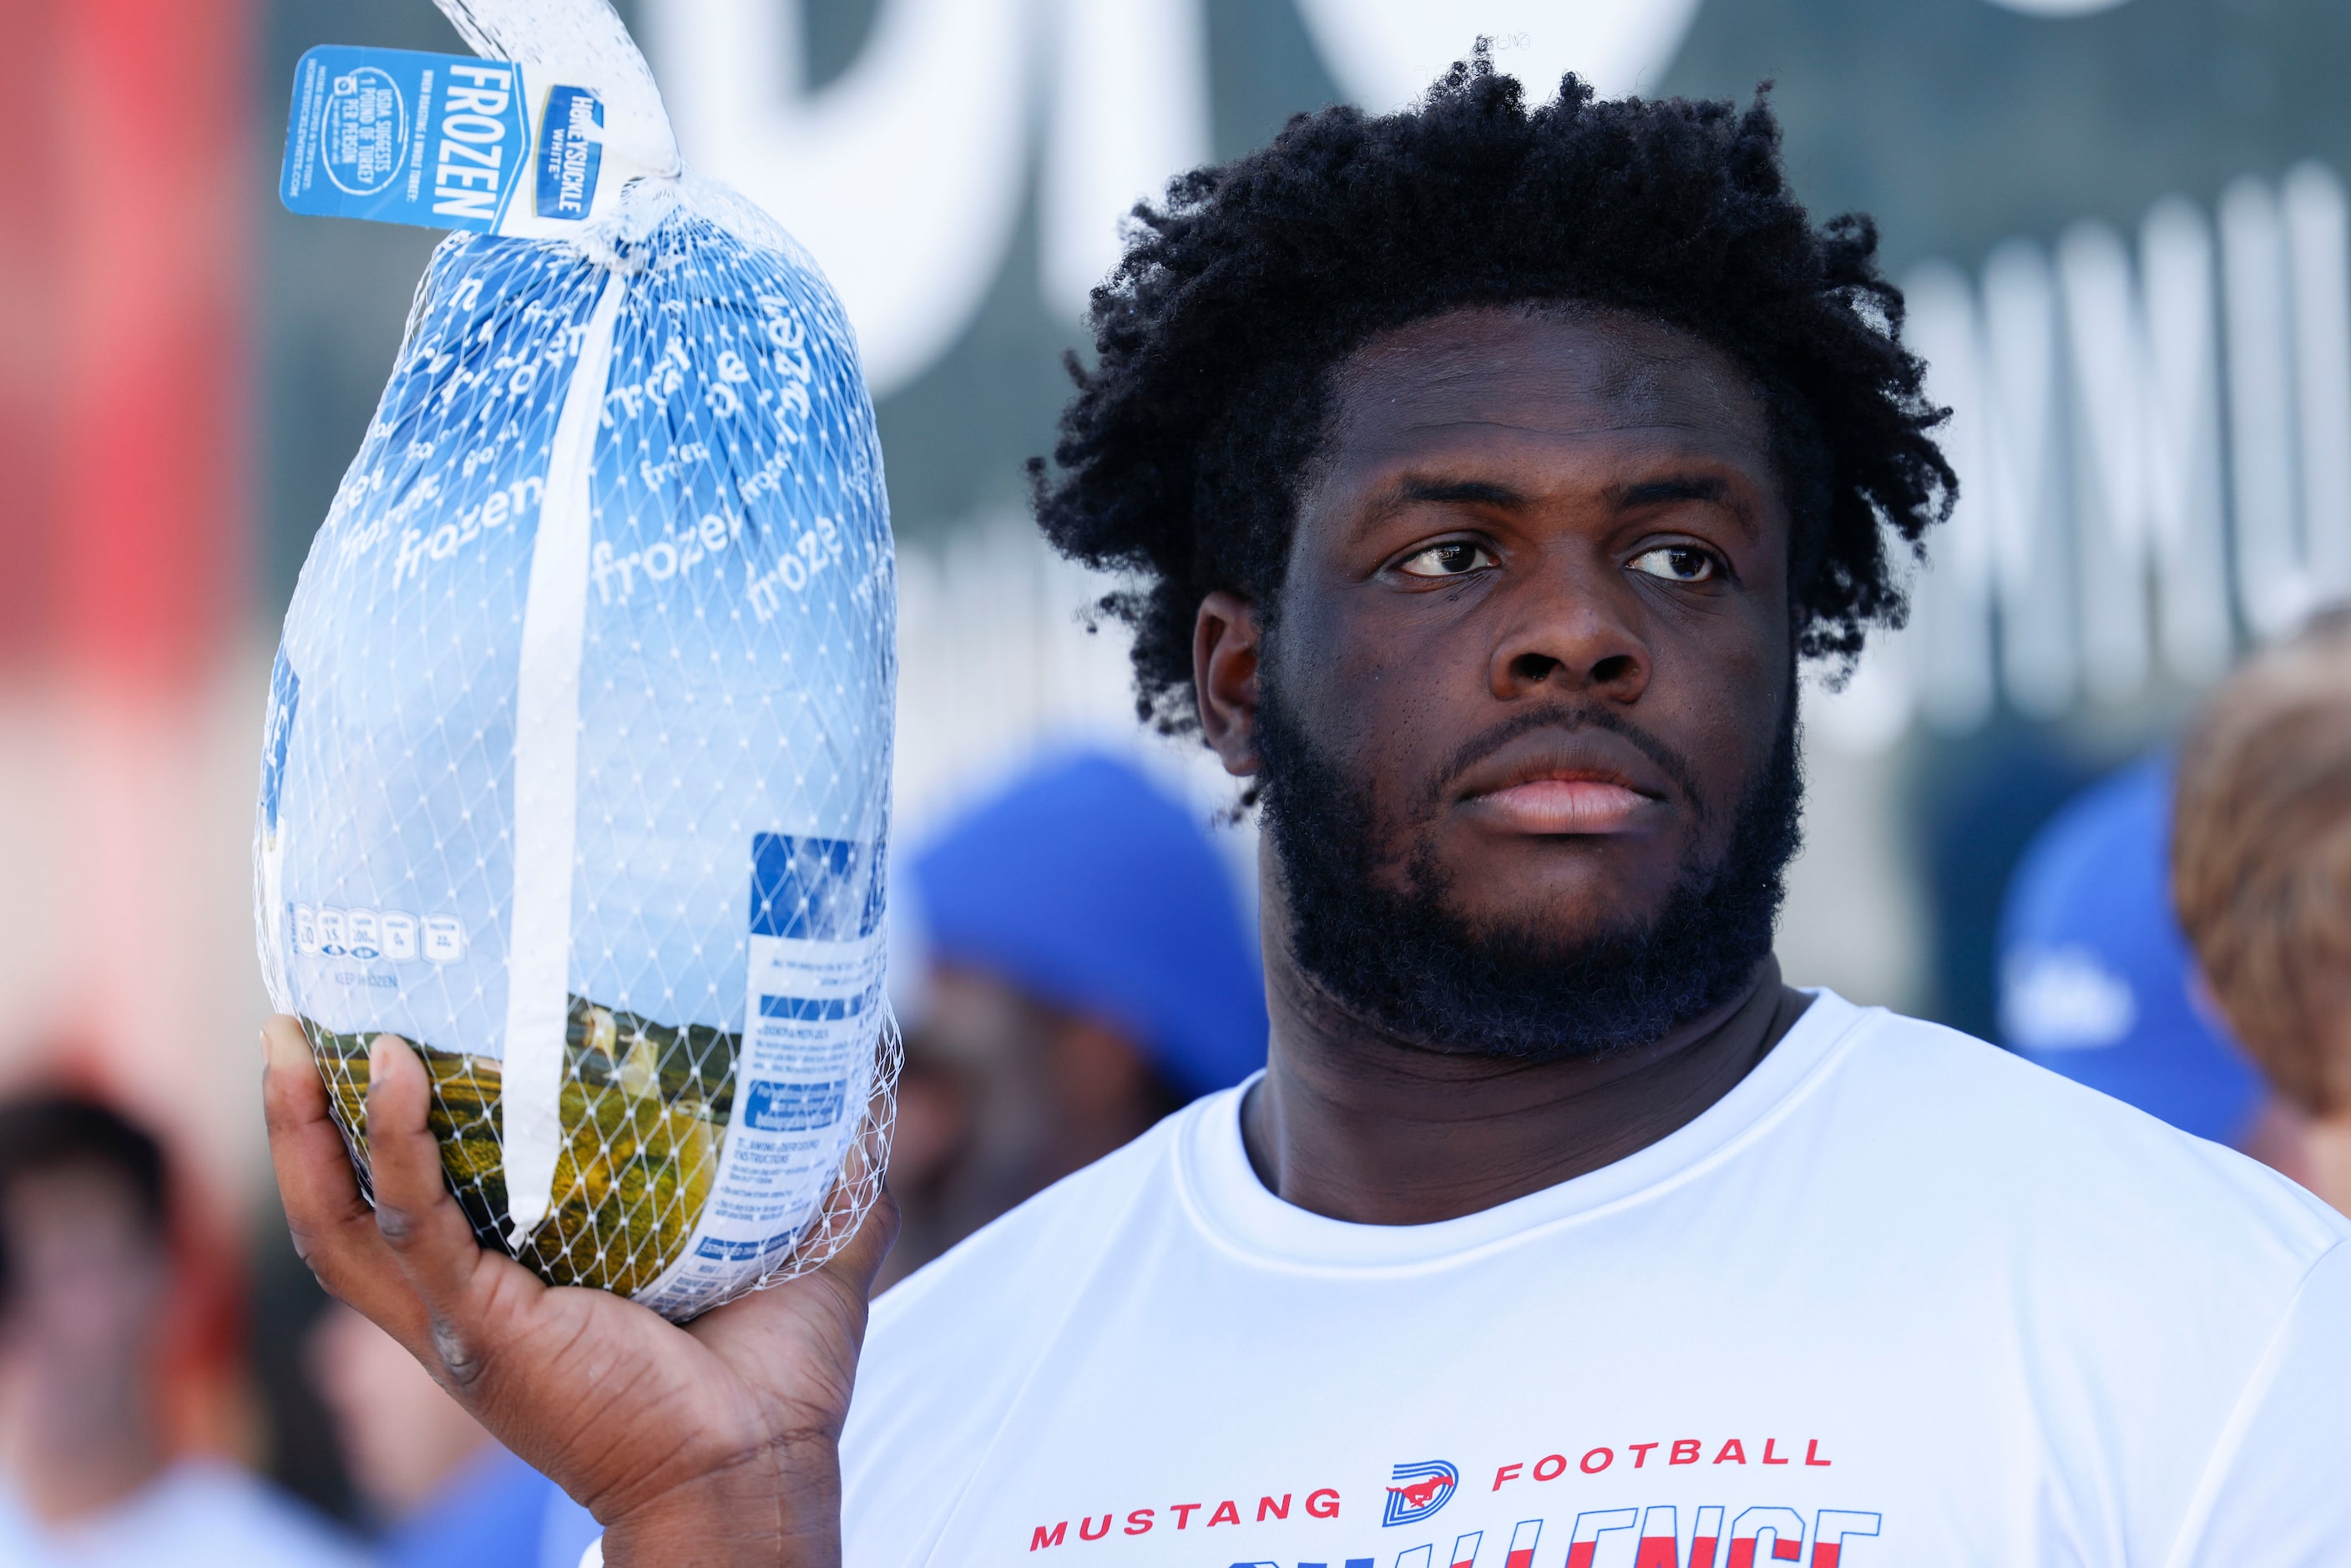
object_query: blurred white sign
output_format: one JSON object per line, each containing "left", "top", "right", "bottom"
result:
{"left": 1980, "top": 0, "right": 2134, "bottom": 14}
{"left": 645, "top": 0, "right": 1030, "bottom": 395}
{"left": 645, "top": 1, "right": 2348, "bottom": 758}
{"left": 1812, "top": 162, "right": 2351, "bottom": 754}
{"left": 1292, "top": 0, "right": 1701, "bottom": 112}
{"left": 644, "top": 0, "right": 1702, "bottom": 392}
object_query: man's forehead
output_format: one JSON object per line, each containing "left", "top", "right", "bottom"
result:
{"left": 1322, "top": 306, "right": 1777, "bottom": 470}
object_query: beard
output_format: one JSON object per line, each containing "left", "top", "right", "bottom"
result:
{"left": 1254, "top": 675, "right": 1803, "bottom": 1062}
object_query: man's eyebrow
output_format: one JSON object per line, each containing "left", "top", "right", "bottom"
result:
{"left": 1614, "top": 473, "right": 1762, "bottom": 539}
{"left": 1384, "top": 476, "right": 1530, "bottom": 510}
{"left": 1615, "top": 474, "right": 1732, "bottom": 508}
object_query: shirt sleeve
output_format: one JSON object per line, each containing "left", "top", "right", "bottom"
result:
{"left": 2176, "top": 1238, "right": 2351, "bottom": 1565}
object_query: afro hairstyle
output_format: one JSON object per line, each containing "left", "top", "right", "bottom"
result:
{"left": 1031, "top": 56, "right": 1954, "bottom": 734}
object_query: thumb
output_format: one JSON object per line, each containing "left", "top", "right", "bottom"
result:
{"left": 813, "top": 1184, "right": 899, "bottom": 1308}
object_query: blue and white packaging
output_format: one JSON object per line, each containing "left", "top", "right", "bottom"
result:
{"left": 256, "top": 0, "right": 897, "bottom": 1320}
{"left": 281, "top": 43, "right": 646, "bottom": 237}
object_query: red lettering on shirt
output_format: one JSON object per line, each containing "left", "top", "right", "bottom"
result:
{"left": 1493, "top": 1463, "right": 1524, "bottom": 1490}
{"left": 1689, "top": 1505, "right": 1726, "bottom": 1568}
{"left": 1534, "top": 1453, "right": 1569, "bottom": 1480}
{"left": 1812, "top": 1509, "right": 1881, "bottom": 1563}
{"left": 1634, "top": 1505, "right": 1681, "bottom": 1568}
{"left": 1630, "top": 1442, "right": 1660, "bottom": 1468}
{"left": 1078, "top": 1514, "right": 1111, "bottom": 1541}
{"left": 1307, "top": 1489, "right": 1342, "bottom": 1520}
{"left": 1714, "top": 1439, "right": 1747, "bottom": 1465}
{"left": 1582, "top": 1447, "right": 1615, "bottom": 1474}
{"left": 1762, "top": 1439, "right": 1790, "bottom": 1465}
{"left": 1806, "top": 1439, "right": 1833, "bottom": 1467}
{"left": 1029, "top": 1522, "right": 1065, "bottom": 1550}
{"left": 1727, "top": 1506, "right": 1806, "bottom": 1566}
{"left": 1566, "top": 1508, "right": 1639, "bottom": 1568}
{"left": 1257, "top": 1495, "right": 1291, "bottom": 1521}
{"left": 1207, "top": 1500, "right": 1241, "bottom": 1527}
{"left": 1122, "top": 1510, "right": 1154, "bottom": 1535}
{"left": 1671, "top": 1439, "right": 1701, "bottom": 1464}
{"left": 1170, "top": 1503, "right": 1200, "bottom": 1529}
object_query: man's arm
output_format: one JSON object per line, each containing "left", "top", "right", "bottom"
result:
{"left": 262, "top": 1018, "right": 892, "bottom": 1567}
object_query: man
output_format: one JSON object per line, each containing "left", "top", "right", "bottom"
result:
{"left": 1998, "top": 755, "right": 2268, "bottom": 1147}
{"left": 0, "top": 1094, "right": 365, "bottom": 1568}
{"left": 2174, "top": 606, "right": 2351, "bottom": 1216}
{"left": 262, "top": 65, "right": 2351, "bottom": 1565}
{"left": 887, "top": 746, "right": 1266, "bottom": 1279}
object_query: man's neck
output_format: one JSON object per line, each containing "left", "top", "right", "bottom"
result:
{"left": 1239, "top": 950, "right": 1810, "bottom": 1226}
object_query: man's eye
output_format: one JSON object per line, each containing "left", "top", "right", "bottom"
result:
{"left": 1396, "top": 541, "right": 1495, "bottom": 578}
{"left": 1630, "top": 546, "right": 1717, "bottom": 583}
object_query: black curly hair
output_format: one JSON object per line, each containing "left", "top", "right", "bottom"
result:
{"left": 1032, "top": 58, "right": 1954, "bottom": 734}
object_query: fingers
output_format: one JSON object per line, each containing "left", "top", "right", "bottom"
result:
{"left": 363, "top": 1034, "right": 538, "bottom": 1388}
{"left": 262, "top": 1016, "right": 432, "bottom": 1346}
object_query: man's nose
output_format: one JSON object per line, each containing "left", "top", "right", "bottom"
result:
{"left": 1484, "top": 556, "right": 1651, "bottom": 705}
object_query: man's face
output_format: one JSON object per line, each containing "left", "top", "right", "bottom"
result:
{"left": 0, "top": 1165, "right": 169, "bottom": 1419}
{"left": 1206, "top": 306, "right": 1800, "bottom": 1054}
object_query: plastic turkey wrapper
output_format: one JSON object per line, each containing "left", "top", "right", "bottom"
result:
{"left": 254, "top": 0, "right": 897, "bottom": 1321}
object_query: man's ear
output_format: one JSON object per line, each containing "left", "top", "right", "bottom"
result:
{"left": 1194, "top": 590, "right": 1261, "bottom": 778}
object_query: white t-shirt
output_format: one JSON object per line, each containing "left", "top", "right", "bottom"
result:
{"left": 17, "top": 1460, "right": 368, "bottom": 1568}
{"left": 841, "top": 991, "right": 2351, "bottom": 1566}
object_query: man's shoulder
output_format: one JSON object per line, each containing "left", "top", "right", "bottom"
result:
{"left": 1818, "top": 998, "right": 2348, "bottom": 1269}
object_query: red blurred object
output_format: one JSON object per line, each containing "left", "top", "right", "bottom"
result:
{"left": 0, "top": 0, "right": 249, "bottom": 689}
{"left": 0, "top": 0, "right": 260, "bottom": 1471}
{"left": 0, "top": 0, "right": 61, "bottom": 663}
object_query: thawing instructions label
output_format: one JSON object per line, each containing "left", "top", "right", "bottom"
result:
{"left": 633, "top": 833, "right": 886, "bottom": 1319}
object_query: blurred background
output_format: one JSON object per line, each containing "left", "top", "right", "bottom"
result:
{"left": 3, "top": 0, "right": 2349, "bottom": 1555}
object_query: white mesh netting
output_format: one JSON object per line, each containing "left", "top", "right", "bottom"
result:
{"left": 255, "top": 1, "right": 897, "bottom": 1321}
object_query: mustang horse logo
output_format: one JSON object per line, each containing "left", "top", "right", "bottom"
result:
{"left": 1383, "top": 1459, "right": 1459, "bottom": 1527}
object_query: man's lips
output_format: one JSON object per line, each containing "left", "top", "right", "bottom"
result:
{"left": 1464, "top": 776, "right": 1657, "bottom": 834}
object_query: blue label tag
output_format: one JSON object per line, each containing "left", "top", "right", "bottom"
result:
{"left": 742, "top": 1079, "right": 849, "bottom": 1133}
{"left": 535, "top": 84, "right": 605, "bottom": 220}
{"left": 281, "top": 45, "right": 557, "bottom": 231}
{"left": 749, "top": 833, "right": 886, "bottom": 942}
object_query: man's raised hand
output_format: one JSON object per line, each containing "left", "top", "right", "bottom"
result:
{"left": 260, "top": 1014, "right": 894, "bottom": 1567}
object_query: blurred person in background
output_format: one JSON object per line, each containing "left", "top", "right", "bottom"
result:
{"left": 2174, "top": 608, "right": 2351, "bottom": 1217}
{"left": 309, "top": 1302, "right": 565, "bottom": 1567}
{"left": 884, "top": 748, "right": 1265, "bottom": 1279}
{"left": 1996, "top": 756, "right": 2278, "bottom": 1155}
{"left": 0, "top": 1095, "right": 363, "bottom": 1568}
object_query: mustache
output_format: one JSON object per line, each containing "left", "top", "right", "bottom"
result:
{"left": 1411, "top": 703, "right": 1708, "bottom": 824}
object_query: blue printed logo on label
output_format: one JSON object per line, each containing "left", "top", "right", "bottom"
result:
{"left": 693, "top": 1233, "right": 798, "bottom": 1262}
{"left": 281, "top": 45, "right": 532, "bottom": 232}
{"left": 743, "top": 1079, "right": 848, "bottom": 1132}
{"left": 536, "top": 84, "right": 604, "bottom": 220}
{"left": 750, "top": 834, "right": 886, "bottom": 943}
{"left": 321, "top": 67, "right": 407, "bottom": 196}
